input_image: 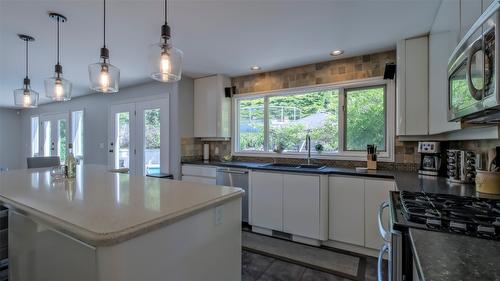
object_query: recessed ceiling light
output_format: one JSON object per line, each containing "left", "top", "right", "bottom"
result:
{"left": 330, "top": 50, "right": 344, "bottom": 56}
{"left": 250, "top": 66, "right": 261, "bottom": 71}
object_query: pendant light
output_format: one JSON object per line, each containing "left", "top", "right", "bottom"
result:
{"left": 13, "top": 34, "right": 39, "bottom": 108}
{"left": 45, "top": 13, "right": 72, "bottom": 102}
{"left": 150, "top": 0, "right": 183, "bottom": 83}
{"left": 88, "top": 0, "right": 119, "bottom": 93}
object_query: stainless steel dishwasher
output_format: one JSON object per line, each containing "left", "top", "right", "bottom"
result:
{"left": 216, "top": 168, "right": 249, "bottom": 222}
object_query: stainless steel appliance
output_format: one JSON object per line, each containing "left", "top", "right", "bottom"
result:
{"left": 446, "top": 149, "right": 479, "bottom": 183}
{"left": 216, "top": 167, "right": 249, "bottom": 222}
{"left": 448, "top": 2, "right": 499, "bottom": 123}
{"left": 417, "top": 142, "right": 441, "bottom": 176}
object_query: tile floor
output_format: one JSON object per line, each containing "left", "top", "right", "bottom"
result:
{"left": 242, "top": 250, "right": 386, "bottom": 281}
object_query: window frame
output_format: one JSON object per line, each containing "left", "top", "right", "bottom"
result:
{"left": 232, "top": 77, "right": 395, "bottom": 162}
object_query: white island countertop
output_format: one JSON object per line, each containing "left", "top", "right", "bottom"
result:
{"left": 0, "top": 164, "right": 243, "bottom": 246}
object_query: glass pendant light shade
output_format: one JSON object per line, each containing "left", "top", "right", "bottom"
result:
{"left": 46, "top": 13, "right": 72, "bottom": 102}
{"left": 13, "top": 34, "right": 39, "bottom": 108}
{"left": 14, "top": 86, "right": 39, "bottom": 108}
{"left": 150, "top": 42, "right": 183, "bottom": 82}
{"left": 89, "top": 61, "right": 120, "bottom": 93}
{"left": 44, "top": 75, "right": 72, "bottom": 101}
{"left": 89, "top": 0, "right": 120, "bottom": 93}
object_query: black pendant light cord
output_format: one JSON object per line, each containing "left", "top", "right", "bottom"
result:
{"left": 56, "top": 17, "right": 60, "bottom": 65}
{"left": 25, "top": 39, "right": 29, "bottom": 79}
{"left": 103, "top": 0, "right": 106, "bottom": 48}
{"left": 165, "top": 0, "right": 167, "bottom": 25}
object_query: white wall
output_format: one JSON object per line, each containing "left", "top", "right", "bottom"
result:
{"left": 0, "top": 108, "right": 22, "bottom": 170}
{"left": 20, "top": 78, "right": 194, "bottom": 179}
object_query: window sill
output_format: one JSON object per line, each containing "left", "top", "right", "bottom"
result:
{"left": 232, "top": 151, "right": 394, "bottom": 162}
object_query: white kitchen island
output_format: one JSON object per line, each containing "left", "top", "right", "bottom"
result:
{"left": 0, "top": 164, "right": 243, "bottom": 281}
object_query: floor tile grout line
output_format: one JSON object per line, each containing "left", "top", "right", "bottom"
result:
{"left": 255, "top": 256, "right": 276, "bottom": 281}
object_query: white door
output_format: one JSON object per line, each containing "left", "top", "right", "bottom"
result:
{"left": 40, "top": 113, "right": 68, "bottom": 164}
{"left": 250, "top": 171, "right": 283, "bottom": 231}
{"left": 108, "top": 103, "right": 136, "bottom": 172}
{"left": 108, "top": 98, "right": 169, "bottom": 175}
{"left": 329, "top": 176, "right": 365, "bottom": 246}
{"left": 283, "top": 174, "right": 320, "bottom": 239}
{"left": 136, "top": 98, "right": 169, "bottom": 176}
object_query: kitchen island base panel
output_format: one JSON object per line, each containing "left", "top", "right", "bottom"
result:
{"left": 10, "top": 198, "right": 242, "bottom": 281}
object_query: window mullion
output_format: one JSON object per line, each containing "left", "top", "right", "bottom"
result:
{"left": 338, "top": 88, "right": 346, "bottom": 153}
{"left": 263, "top": 96, "right": 269, "bottom": 152}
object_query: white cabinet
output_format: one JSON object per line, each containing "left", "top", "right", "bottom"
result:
{"left": 329, "top": 176, "right": 365, "bottom": 246}
{"left": 329, "top": 176, "right": 395, "bottom": 249}
{"left": 429, "top": 0, "right": 461, "bottom": 134}
{"left": 194, "top": 75, "right": 231, "bottom": 138}
{"left": 460, "top": 0, "right": 483, "bottom": 39}
{"left": 250, "top": 171, "right": 327, "bottom": 240}
{"left": 250, "top": 171, "right": 284, "bottom": 231}
{"left": 181, "top": 164, "right": 217, "bottom": 184}
{"left": 396, "top": 36, "right": 429, "bottom": 136}
{"left": 283, "top": 174, "right": 321, "bottom": 239}
{"left": 364, "top": 179, "right": 395, "bottom": 249}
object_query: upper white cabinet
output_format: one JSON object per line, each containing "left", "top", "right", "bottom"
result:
{"left": 396, "top": 36, "right": 429, "bottom": 136}
{"left": 429, "top": 0, "right": 461, "bottom": 134}
{"left": 194, "top": 75, "right": 231, "bottom": 138}
{"left": 460, "top": 0, "right": 483, "bottom": 40}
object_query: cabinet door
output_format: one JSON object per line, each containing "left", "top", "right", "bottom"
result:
{"left": 364, "top": 179, "right": 395, "bottom": 249}
{"left": 460, "top": 0, "right": 482, "bottom": 39}
{"left": 250, "top": 172, "right": 283, "bottom": 231}
{"left": 194, "top": 76, "right": 218, "bottom": 138}
{"left": 329, "top": 176, "right": 365, "bottom": 246}
{"left": 283, "top": 174, "right": 320, "bottom": 239}
{"left": 9, "top": 211, "right": 97, "bottom": 281}
{"left": 404, "top": 36, "right": 429, "bottom": 135}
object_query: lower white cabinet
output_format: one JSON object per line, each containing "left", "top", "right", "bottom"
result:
{"left": 250, "top": 171, "right": 284, "bottom": 231}
{"left": 364, "top": 179, "right": 395, "bottom": 249}
{"left": 181, "top": 175, "right": 216, "bottom": 185}
{"left": 329, "top": 177, "right": 365, "bottom": 246}
{"left": 329, "top": 176, "right": 395, "bottom": 249}
{"left": 250, "top": 171, "right": 327, "bottom": 240}
{"left": 283, "top": 174, "right": 320, "bottom": 239}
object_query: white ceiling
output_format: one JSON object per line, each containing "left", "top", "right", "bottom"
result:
{"left": 0, "top": 0, "right": 442, "bottom": 108}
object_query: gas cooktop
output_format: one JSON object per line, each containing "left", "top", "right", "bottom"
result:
{"left": 399, "top": 191, "right": 500, "bottom": 240}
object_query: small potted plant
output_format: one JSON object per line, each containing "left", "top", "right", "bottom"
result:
{"left": 315, "top": 143, "right": 324, "bottom": 154}
{"left": 273, "top": 142, "right": 285, "bottom": 154}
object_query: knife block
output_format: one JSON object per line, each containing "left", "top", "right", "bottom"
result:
{"left": 367, "top": 154, "right": 377, "bottom": 170}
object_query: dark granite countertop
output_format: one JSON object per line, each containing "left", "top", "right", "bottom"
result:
{"left": 182, "top": 160, "right": 477, "bottom": 195}
{"left": 409, "top": 228, "right": 500, "bottom": 281}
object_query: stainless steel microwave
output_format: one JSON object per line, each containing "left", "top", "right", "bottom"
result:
{"left": 448, "top": 2, "right": 500, "bottom": 123}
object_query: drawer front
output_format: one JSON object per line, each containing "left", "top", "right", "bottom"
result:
{"left": 181, "top": 165, "right": 217, "bottom": 178}
{"left": 181, "top": 176, "right": 217, "bottom": 185}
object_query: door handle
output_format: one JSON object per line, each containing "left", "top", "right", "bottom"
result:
{"left": 109, "top": 150, "right": 114, "bottom": 153}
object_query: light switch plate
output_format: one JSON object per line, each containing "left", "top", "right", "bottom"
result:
{"left": 215, "top": 205, "right": 224, "bottom": 225}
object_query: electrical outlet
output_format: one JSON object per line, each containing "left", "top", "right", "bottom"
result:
{"left": 215, "top": 205, "right": 224, "bottom": 225}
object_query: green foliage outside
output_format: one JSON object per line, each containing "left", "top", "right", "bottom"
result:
{"left": 451, "top": 77, "right": 476, "bottom": 111}
{"left": 59, "top": 120, "right": 67, "bottom": 164}
{"left": 145, "top": 109, "right": 161, "bottom": 149}
{"left": 238, "top": 87, "right": 386, "bottom": 153}
{"left": 345, "top": 87, "right": 385, "bottom": 150}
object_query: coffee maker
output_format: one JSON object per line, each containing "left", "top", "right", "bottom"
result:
{"left": 418, "top": 142, "right": 441, "bottom": 176}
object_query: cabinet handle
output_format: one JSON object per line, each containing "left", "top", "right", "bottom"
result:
{"left": 378, "top": 243, "right": 390, "bottom": 281}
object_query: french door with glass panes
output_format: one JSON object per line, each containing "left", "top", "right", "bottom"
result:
{"left": 40, "top": 113, "right": 69, "bottom": 164}
{"left": 108, "top": 98, "right": 169, "bottom": 175}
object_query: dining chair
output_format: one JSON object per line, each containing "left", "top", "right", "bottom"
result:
{"left": 27, "top": 157, "right": 61, "bottom": 169}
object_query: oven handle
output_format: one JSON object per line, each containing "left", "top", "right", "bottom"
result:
{"left": 378, "top": 243, "right": 390, "bottom": 281}
{"left": 378, "top": 201, "right": 390, "bottom": 242}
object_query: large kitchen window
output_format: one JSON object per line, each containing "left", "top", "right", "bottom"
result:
{"left": 233, "top": 79, "right": 394, "bottom": 160}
